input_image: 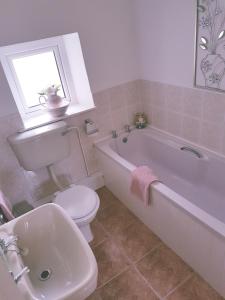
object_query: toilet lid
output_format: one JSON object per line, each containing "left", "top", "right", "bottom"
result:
{"left": 54, "top": 185, "right": 98, "bottom": 219}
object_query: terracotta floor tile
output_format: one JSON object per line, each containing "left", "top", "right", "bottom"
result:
{"left": 96, "top": 187, "right": 117, "bottom": 211}
{"left": 93, "top": 239, "right": 130, "bottom": 287}
{"left": 97, "top": 202, "right": 137, "bottom": 235}
{"left": 136, "top": 244, "right": 192, "bottom": 297}
{"left": 87, "top": 268, "right": 158, "bottom": 300}
{"left": 115, "top": 219, "right": 161, "bottom": 262}
{"left": 167, "top": 275, "right": 224, "bottom": 300}
{"left": 90, "top": 219, "right": 108, "bottom": 248}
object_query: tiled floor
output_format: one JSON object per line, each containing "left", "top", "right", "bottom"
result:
{"left": 87, "top": 187, "right": 224, "bottom": 300}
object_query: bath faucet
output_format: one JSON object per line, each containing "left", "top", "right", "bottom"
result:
{"left": 112, "top": 130, "right": 118, "bottom": 138}
{"left": 124, "top": 125, "right": 131, "bottom": 133}
{"left": 14, "top": 266, "right": 30, "bottom": 284}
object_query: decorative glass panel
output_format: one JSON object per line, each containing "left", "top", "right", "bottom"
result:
{"left": 195, "top": 0, "right": 225, "bottom": 92}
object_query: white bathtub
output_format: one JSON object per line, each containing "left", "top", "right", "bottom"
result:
{"left": 95, "top": 127, "right": 225, "bottom": 297}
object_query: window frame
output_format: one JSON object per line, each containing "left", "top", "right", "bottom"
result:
{"left": 0, "top": 35, "right": 78, "bottom": 120}
{"left": 7, "top": 45, "right": 71, "bottom": 114}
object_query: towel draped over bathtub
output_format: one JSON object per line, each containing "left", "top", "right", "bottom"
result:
{"left": 130, "top": 166, "right": 158, "bottom": 206}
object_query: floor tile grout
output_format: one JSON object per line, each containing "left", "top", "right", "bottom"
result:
{"left": 90, "top": 238, "right": 107, "bottom": 249}
{"left": 90, "top": 217, "right": 112, "bottom": 249}
{"left": 133, "top": 264, "right": 162, "bottom": 299}
{"left": 96, "top": 218, "right": 111, "bottom": 237}
{"left": 95, "top": 234, "right": 162, "bottom": 299}
{"left": 96, "top": 266, "right": 130, "bottom": 290}
{"left": 162, "top": 272, "right": 194, "bottom": 299}
{"left": 133, "top": 242, "right": 162, "bottom": 264}
{"left": 108, "top": 229, "right": 162, "bottom": 299}
{"left": 91, "top": 211, "right": 135, "bottom": 291}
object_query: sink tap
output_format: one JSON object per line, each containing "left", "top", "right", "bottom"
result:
{"left": 0, "top": 238, "right": 9, "bottom": 254}
{"left": 14, "top": 266, "right": 30, "bottom": 284}
{"left": 0, "top": 235, "right": 18, "bottom": 254}
{"left": 5, "top": 235, "right": 18, "bottom": 247}
{"left": 0, "top": 213, "right": 7, "bottom": 225}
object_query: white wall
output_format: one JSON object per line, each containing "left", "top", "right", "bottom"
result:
{"left": 0, "top": 0, "right": 138, "bottom": 117}
{"left": 133, "top": 0, "right": 196, "bottom": 87}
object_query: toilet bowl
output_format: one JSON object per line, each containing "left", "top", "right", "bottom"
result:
{"left": 54, "top": 185, "right": 100, "bottom": 242}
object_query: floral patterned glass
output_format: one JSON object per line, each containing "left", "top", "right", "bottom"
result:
{"left": 195, "top": 0, "right": 225, "bottom": 92}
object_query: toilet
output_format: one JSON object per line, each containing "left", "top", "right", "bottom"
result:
{"left": 54, "top": 184, "right": 100, "bottom": 242}
{"left": 8, "top": 121, "right": 100, "bottom": 242}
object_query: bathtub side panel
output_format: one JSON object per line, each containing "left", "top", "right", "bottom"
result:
{"left": 96, "top": 149, "right": 225, "bottom": 297}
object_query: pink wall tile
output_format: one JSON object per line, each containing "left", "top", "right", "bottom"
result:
{"left": 139, "top": 79, "right": 225, "bottom": 156}
{"left": 182, "top": 116, "right": 201, "bottom": 144}
{"left": 152, "top": 107, "right": 167, "bottom": 130}
{"left": 182, "top": 88, "right": 203, "bottom": 119}
{"left": 202, "top": 92, "right": 225, "bottom": 124}
{"left": 165, "top": 85, "right": 184, "bottom": 112}
{"left": 200, "top": 122, "right": 223, "bottom": 153}
{"left": 167, "top": 111, "right": 182, "bottom": 136}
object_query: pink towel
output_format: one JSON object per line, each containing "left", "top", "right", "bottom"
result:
{"left": 130, "top": 166, "right": 158, "bottom": 206}
{"left": 0, "top": 191, "right": 14, "bottom": 221}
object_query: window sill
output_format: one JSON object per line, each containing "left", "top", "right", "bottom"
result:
{"left": 19, "top": 103, "right": 96, "bottom": 132}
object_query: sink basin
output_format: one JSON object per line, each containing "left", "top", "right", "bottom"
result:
{"left": 1, "top": 204, "right": 98, "bottom": 300}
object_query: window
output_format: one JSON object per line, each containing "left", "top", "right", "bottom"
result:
{"left": 10, "top": 48, "right": 69, "bottom": 112}
{"left": 0, "top": 33, "right": 95, "bottom": 129}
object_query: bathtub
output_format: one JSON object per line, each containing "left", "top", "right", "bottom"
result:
{"left": 95, "top": 127, "right": 225, "bottom": 297}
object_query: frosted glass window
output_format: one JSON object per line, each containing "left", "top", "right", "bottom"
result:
{"left": 12, "top": 51, "right": 65, "bottom": 108}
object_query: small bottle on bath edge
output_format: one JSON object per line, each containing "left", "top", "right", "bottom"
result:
{"left": 134, "top": 113, "right": 148, "bottom": 129}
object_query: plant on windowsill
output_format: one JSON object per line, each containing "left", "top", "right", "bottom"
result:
{"left": 38, "top": 84, "right": 70, "bottom": 117}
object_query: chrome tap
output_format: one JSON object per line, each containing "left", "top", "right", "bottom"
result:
{"left": 14, "top": 266, "right": 30, "bottom": 284}
{"left": 122, "top": 124, "right": 133, "bottom": 143}
{"left": 0, "top": 235, "right": 18, "bottom": 255}
{"left": 0, "top": 234, "right": 29, "bottom": 283}
{"left": 0, "top": 238, "right": 9, "bottom": 254}
{"left": 0, "top": 213, "right": 6, "bottom": 225}
{"left": 124, "top": 124, "right": 131, "bottom": 133}
{"left": 4, "top": 235, "right": 18, "bottom": 248}
{"left": 112, "top": 130, "right": 118, "bottom": 138}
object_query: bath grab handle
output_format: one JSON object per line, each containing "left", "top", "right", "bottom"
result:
{"left": 180, "top": 146, "right": 203, "bottom": 158}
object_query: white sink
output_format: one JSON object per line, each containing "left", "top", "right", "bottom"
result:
{"left": 0, "top": 204, "right": 98, "bottom": 300}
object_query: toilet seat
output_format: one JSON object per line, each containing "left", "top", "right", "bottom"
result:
{"left": 54, "top": 185, "right": 99, "bottom": 220}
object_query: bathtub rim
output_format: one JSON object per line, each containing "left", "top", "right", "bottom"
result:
{"left": 94, "top": 126, "right": 225, "bottom": 240}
